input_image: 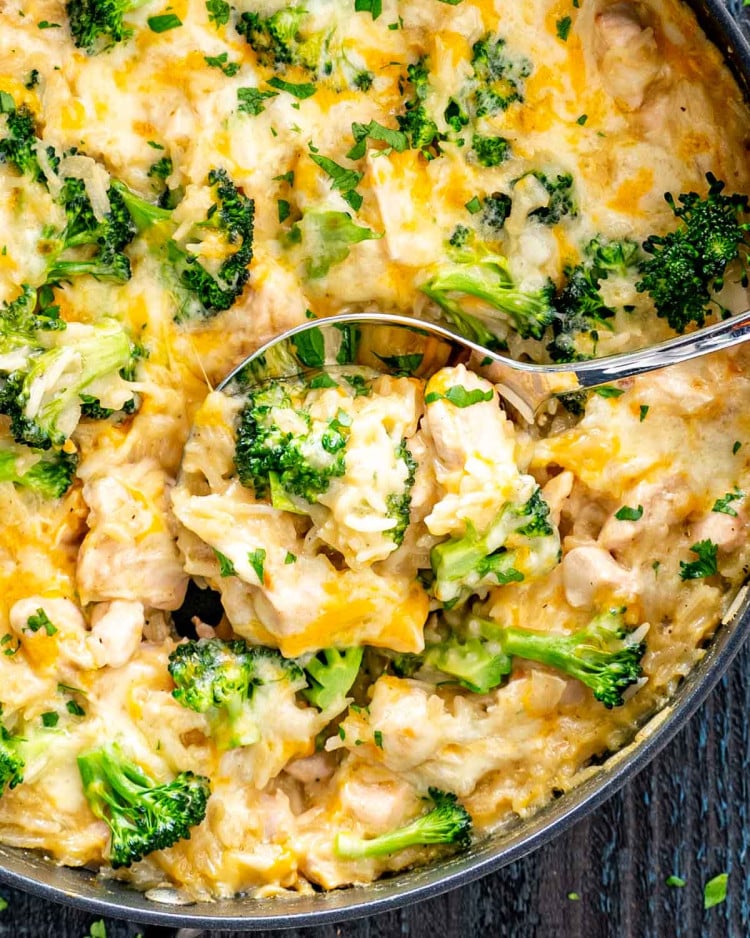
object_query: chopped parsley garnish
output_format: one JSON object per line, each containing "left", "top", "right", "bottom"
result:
{"left": 679, "top": 539, "right": 719, "bottom": 580}
{"left": 712, "top": 488, "right": 743, "bottom": 516}
{"left": 268, "top": 77, "right": 316, "bottom": 100}
{"left": 26, "top": 609, "right": 58, "bottom": 635}
{"left": 238, "top": 87, "right": 277, "bottom": 116}
{"left": 425, "top": 386, "right": 493, "bottom": 407}
{"left": 213, "top": 549, "right": 237, "bottom": 577}
{"left": 204, "top": 52, "right": 240, "bottom": 76}
{"left": 704, "top": 872, "right": 728, "bottom": 909}
{"left": 147, "top": 13, "right": 183, "bottom": 32}
{"left": 614, "top": 505, "right": 643, "bottom": 522}
{"left": 354, "top": 0, "right": 382, "bottom": 20}
{"left": 206, "top": 0, "right": 230, "bottom": 26}
{"left": 556, "top": 16, "right": 572, "bottom": 40}
{"left": 247, "top": 548, "right": 266, "bottom": 583}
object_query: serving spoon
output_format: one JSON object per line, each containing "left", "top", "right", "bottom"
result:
{"left": 218, "top": 309, "right": 750, "bottom": 422}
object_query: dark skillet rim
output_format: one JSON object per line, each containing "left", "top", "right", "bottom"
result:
{"left": 1, "top": 0, "right": 748, "bottom": 929}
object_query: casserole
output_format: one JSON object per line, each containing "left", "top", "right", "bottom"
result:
{"left": 0, "top": 0, "right": 748, "bottom": 927}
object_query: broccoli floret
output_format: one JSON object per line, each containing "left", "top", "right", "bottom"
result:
{"left": 422, "top": 635, "right": 512, "bottom": 694}
{"left": 42, "top": 177, "right": 135, "bottom": 286}
{"left": 234, "top": 379, "right": 350, "bottom": 506}
{"left": 474, "top": 608, "right": 646, "bottom": 708}
{"left": 385, "top": 439, "right": 416, "bottom": 546}
{"left": 0, "top": 442, "right": 77, "bottom": 498}
{"left": 470, "top": 35, "right": 532, "bottom": 116}
{"left": 472, "top": 135, "right": 510, "bottom": 168}
{"left": 66, "top": 0, "right": 152, "bottom": 52}
{"left": 636, "top": 173, "right": 750, "bottom": 332}
{"left": 77, "top": 744, "right": 210, "bottom": 868}
{"left": 410, "top": 608, "right": 645, "bottom": 706}
{"left": 302, "top": 647, "right": 363, "bottom": 713}
{"left": 113, "top": 168, "right": 254, "bottom": 321}
{"left": 235, "top": 6, "right": 321, "bottom": 71}
{"left": 0, "top": 317, "right": 137, "bottom": 450}
{"left": 397, "top": 58, "right": 443, "bottom": 159}
{"left": 526, "top": 171, "right": 576, "bottom": 225}
{"left": 421, "top": 246, "right": 556, "bottom": 345}
{"left": 168, "top": 638, "right": 305, "bottom": 749}
{"left": 430, "top": 487, "right": 560, "bottom": 605}
{"left": 1, "top": 104, "right": 135, "bottom": 286}
{"left": 548, "top": 237, "right": 640, "bottom": 363}
{"left": 481, "top": 192, "right": 512, "bottom": 236}
{"left": 335, "top": 788, "right": 472, "bottom": 859}
{"left": 0, "top": 715, "right": 25, "bottom": 795}
{"left": 0, "top": 104, "right": 50, "bottom": 181}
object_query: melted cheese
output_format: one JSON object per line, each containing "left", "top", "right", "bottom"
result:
{"left": 0, "top": 0, "right": 749, "bottom": 905}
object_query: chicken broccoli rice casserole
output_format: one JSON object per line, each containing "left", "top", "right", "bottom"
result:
{"left": 0, "top": 0, "right": 749, "bottom": 904}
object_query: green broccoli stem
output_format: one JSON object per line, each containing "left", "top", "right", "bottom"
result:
{"left": 475, "top": 614, "right": 645, "bottom": 708}
{"left": 77, "top": 745, "right": 210, "bottom": 868}
{"left": 431, "top": 517, "right": 503, "bottom": 583}
{"left": 111, "top": 180, "right": 173, "bottom": 233}
{"left": 335, "top": 789, "right": 471, "bottom": 859}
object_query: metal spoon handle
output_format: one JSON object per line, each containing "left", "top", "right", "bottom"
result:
{"left": 480, "top": 309, "right": 750, "bottom": 420}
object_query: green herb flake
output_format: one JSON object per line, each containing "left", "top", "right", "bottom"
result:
{"left": 309, "top": 373, "right": 339, "bottom": 389}
{"left": 0, "top": 897, "right": 7, "bottom": 911}
{"left": 37, "top": 20, "right": 61, "bottom": 28}
{"left": 576, "top": 113, "right": 588, "bottom": 125}
{"left": 338, "top": 725, "right": 346, "bottom": 740}
{"left": 373, "top": 729, "right": 384, "bottom": 748}
{"left": 712, "top": 489, "right": 744, "bottom": 517}
{"left": 465, "top": 196, "right": 482, "bottom": 214}
{"left": 274, "top": 171, "right": 294, "bottom": 185}
{"left": 679, "top": 539, "right": 719, "bottom": 581}
{"left": 614, "top": 504, "right": 643, "bottom": 522}
{"left": 204, "top": 52, "right": 240, "bottom": 76}
{"left": 567, "top": 892, "right": 580, "bottom": 901}
{"left": 639, "top": 404, "right": 649, "bottom": 422}
{"left": 704, "top": 872, "right": 728, "bottom": 909}
{"left": 425, "top": 385, "right": 493, "bottom": 408}
{"left": 66, "top": 699, "right": 86, "bottom": 717}
{"left": 733, "top": 440, "right": 742, "bottom": 454}
{"left": 375, "top": 353, "right": 424, "bottom": 376}
{"left": 248, "top": 548, "right": 266, "bottom": 583}
{"left": 284, "top": 551, "right": 297, "bottom": 565}
{"left": 87, "top": 922, "right": 107, "bottom": 938}
{"left": 268, "top": 77, "right": 316, "bottom": 100}
{"left": 147, "top": 140, "right": 164, "bottom": 150}
{"left": 41, "top": 711, "right": 59, "bottom": 728}
{"left": 347, "top": 120, "right": 408, "bottom": 160}
{"left": 354, "top": 0, "right": 382, "bottom": 19}
{"left": 556, "top": 15, "right": 572, "bottom": 40}
{"left": 26, "top": 608, "right": 58, "bottom": 636}
{"left": 237, "top": 87, "right": 277, "bottom": 116}
{"left": 278, "top": 198, "right": 291, "bottom": 222}
{"left": 213, "top": 549, "right": 237, "bottom": 577}
{"left": 206, "top": 0, "right": 230, "bottom": 26}
{"left": 308, "top": 148, "right": 363, "bottom": 207}
{"left": 665, "top": 874, "right": 686, "bottom": 887}
{"left": 593, "top": 385, "right": 624, "bottom": 398}
{"left": 294, "top": 326, "right": 325, "bottom": 367}
{"left": 147, "top": 13, "right": 183, "bottom": 32}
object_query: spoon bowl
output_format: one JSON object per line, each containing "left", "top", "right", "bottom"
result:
{"left": 218, "top": 309, "right": 750, "bottom": 422}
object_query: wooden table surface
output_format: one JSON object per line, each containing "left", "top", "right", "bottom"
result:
{"left": 1, "top": 2, "right": 748, "bottom": 935}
